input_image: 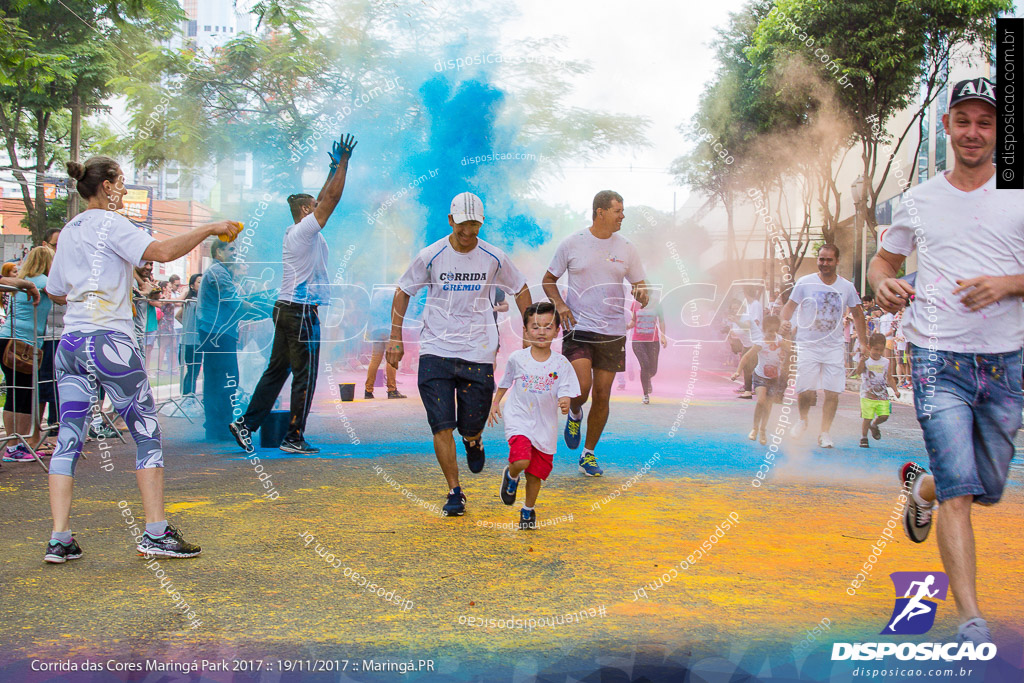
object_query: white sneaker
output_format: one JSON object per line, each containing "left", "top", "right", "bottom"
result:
{"left": 956, "top": 618, "right": 992, "bottom": 645}
{"left": 818, "top": 432, "right": 834, "bottom": 448}
{"left": 748, "top": 428, "right": 757, "bottom": 441}
{"left": 790, "top": 419, "right": 808, "bottom": 438}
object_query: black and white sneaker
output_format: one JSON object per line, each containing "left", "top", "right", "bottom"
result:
{"left": 443, "top": 486, "right": 466, "bottom": 516}
{"left": 900, "top": 462, "right": 933, "bottom": 544}
{"left": 44, "top": 537, "right": 83, "bottom": 564}
{"left": 136, "top": 526, "right": 202, "bottom": 558}
{"left": 464, "top": 438, "right": 485, "bottom": 473}
{"left": 500, "top": 466, "right": 519, "bottom": 505}
{"left": 870, "top": 418, "right": 882, "bottom": 440}
{"left": 280, "top": 438, "right": 320, "bottom": 454}
{"left": 228, "top": 419, "right": 255, "bottom": 454}
{"left": 519, "top": 508, "right": 537, "bottom": 530}
{"left": 860, "top": 437, "right": 870, "bottom": 448}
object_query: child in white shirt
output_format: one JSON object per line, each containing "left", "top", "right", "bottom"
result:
{"left": 489, "top": 302, "right": 580, "bottom": 530}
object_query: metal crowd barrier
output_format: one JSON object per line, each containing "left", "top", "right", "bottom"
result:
{"left": 133, "top": 295, "right": 201, "bottom": 423}
{"left": 0, "top": 283, "right": 47, "bottom": 471}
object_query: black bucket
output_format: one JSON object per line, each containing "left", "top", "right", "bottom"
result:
{"left": 260, "top": 410, "right": 291, "bottom": 448}
{"left": 338, "top": 383, "right": 355, "bottom": 401}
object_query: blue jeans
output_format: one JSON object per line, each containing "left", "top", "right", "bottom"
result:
{"left": 910, "top": 344, "right": 1023, "bottom": 504}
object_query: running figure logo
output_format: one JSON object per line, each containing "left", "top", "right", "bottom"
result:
{"left": 881, "top": 571, "right": 949, "bottom": 635}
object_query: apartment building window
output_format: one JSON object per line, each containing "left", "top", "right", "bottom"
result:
{"left": 204, "top": 25, "right": 210, "bottom": 31}
{"left": 187, "top": 20, "right": 196, "bottom": 37}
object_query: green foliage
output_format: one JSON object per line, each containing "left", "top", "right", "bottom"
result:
{"left": 0, "top": 0, "right": 183, "bottom": 243}
{"left": 113, "top": 0, "right": 648, "bottom": 192}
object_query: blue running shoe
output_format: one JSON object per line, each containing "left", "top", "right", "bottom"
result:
{"left": 500, "top": 466, "right": 519, "bottom": 505}
{"left": 579, "top": 452, "right": 603, "bottom": 477}
{"left": 443, "top": 486, "right": 466, "bottom": 517}
{"left": 564, "top": 411, "right": 582, "bottom": 449}
{"left": 519, "top": 508, "right": 537, "bottom": 530}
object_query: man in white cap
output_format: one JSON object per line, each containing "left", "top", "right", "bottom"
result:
{"left": 387, "top": 192, "right": 532, "bottom": 516}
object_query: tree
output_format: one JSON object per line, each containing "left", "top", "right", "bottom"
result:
{"left": 751, "top": 0, "right": 1010, "bottom": 234}
{"left": 0, "top": 0, "right": 183, "bottom": 243}
{"left": 112, "top": 0, "right": 649, "bottom": 205}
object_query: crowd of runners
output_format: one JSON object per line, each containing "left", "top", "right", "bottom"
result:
{"left": 16, "top": 77, "right": 1023, "bottom": 649}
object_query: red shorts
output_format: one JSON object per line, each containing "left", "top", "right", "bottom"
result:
{"left": 508, "top": 435, "right": 553, "bottom": 480}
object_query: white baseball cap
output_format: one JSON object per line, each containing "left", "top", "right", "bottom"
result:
{"left": 449, "top": 192, "right": 485, "bottom": 224}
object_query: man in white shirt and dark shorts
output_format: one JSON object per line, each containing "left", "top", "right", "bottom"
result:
{"left": 869, "top": 77, "right": 1024, "bottom": 645}
{"left": 231, "top": 134, "right": 357, "bottom": 455}
{"left": 542, "top": 190, "right": 649, "bottom": 476}
{"left": 782, "top": 244, "right": 868, "bottom": 448}
{"left": 387, "top": 192, "right": 532, "bottom": 517}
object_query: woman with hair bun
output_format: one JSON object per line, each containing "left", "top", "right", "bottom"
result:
{"left": 42, "top": 156, "right": 241, "bottom": 564}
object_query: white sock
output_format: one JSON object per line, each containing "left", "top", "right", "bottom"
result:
{"left": 569, "top": 407, "right": 583, "bottom": 420}
{"left": 911, "top": 475, "right": 933, "bottom": 508}
{"left": 522, "top": 506, "right": 533, "bottom": 512}
{"left": 583, "top": 448, "right": 594, "bottom": 457}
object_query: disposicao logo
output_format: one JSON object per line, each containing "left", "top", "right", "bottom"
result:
{"left": 831, "top": 571, "right": 997, "bottom": 662}
{"left": 882, "top": 571, "right": 948, "bottom": 635}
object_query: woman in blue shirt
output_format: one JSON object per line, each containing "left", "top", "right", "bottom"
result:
{"left": 1, "top": 246, "right": 53, "bottom": 461}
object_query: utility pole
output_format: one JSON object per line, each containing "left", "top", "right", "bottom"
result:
{"left": 67, "top": 87, "right": 81, "bottom": 220}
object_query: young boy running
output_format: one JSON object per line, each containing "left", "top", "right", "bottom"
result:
{"left": 853, "top": 333, "right": 900, "bottom": 448}
{"left": 732, "top": 315, "right": 789, "bottom": 445}
{"left": 489, "top": 302, "right": 580, "bottom": 530}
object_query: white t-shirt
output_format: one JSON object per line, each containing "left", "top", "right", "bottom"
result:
{"left": 789, "top": 273, "right": 861, "bottom": 347}
{"left": 547, "top": 229, "right": 646, "bottom": 336}
{"left": 398, "top": 236, "right": 527, "bottom": 364}
{"left": 881, "top": 171, "right": 1024, "bottom": 353}
{"left": 279, "top": 213, "right": 330, "bottom": 306}
{"left": 755, "top": 337, "right": 784, "bottom": 379}
{"left": 47, "top": 209, "right": 155, "bottom": 341}
{"left": 877, "top": 312, "right": 895, "bottom": 336}
{"left": 498, "top": 348, "right": 581, "bottom": 454}
{"left": 860, "top": 356, "right": 891, "bottom": 400}
{"left": 746, "top": 297, "right": 764, "bottom": 345}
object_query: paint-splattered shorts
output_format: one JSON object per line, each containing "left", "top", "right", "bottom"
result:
{"left": 417, "top": 354, "right": 494, "bottom": 436}
{"left": 49, "top": 331, "right": 162, "bottom": 477}
{"left": 909, "top": 344, "right": 1022, "bottom": 504}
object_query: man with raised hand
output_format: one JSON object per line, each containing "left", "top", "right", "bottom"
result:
{"left": 869, "top": 77, "right": 1024, "bottom": 645}
{"left": 387, "top": 192, "right": 531, "bottom": 517}
{"left": 781, "top": 244, "right": 867, "bottom": 448}
{"left": 542, "top": 190, "right": 649, "bottom": 476}
{"left": 230, "top": 133, "right": 357, "bottom": 455}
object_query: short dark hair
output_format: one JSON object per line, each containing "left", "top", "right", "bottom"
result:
{"left": 819, "top": 243, "right": 840, "bottom": 259}
{"left": 287, "top": 193, "right": 315, "bottom": 222}
{"left": 744, "top": 284, "right": 762, "bottom": 298}
{"left": 762, "top": 314, "right": 781, "bottom": 330}
{"left": 67, "top": 156, "right": 121, "bottom": 201}
{"left": 210, "top": 239, "right": 231, "bottom": 260}
{"left": 592, "top": 190, "right": 623, "bottom": 219}
{"left": 523, "top": 301, "right": 561, "bottom": 328}
{"left": 869, "top": 332, "right": 887, "bottom": 347}
{"left": 169, "top": 274, "right": 180, "bottom": 283}
{"left": 43, "top": 228, "right": 61, "bottom": 243}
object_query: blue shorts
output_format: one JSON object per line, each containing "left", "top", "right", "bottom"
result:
{"left": 909, "top": 344, "right": 1023, "bottom": 505}
{"left": 417, "top": 354, "right": 495, "bottom": 436}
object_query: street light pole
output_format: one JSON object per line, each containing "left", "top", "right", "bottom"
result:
{"left": 851, "top": 176, "right": 866, "bottom": 296}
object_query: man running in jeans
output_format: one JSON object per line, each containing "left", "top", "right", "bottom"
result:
{"left": 387, "top": 192, "right": 531, "bottom": 516}
{"left": 781, "top": 244, "right": 867, "bottom": 448}
{"left": 230, "top": 133, "right": 356, "bottom": 454}
{"left": 543, "top": 190, "right": 649, "bottom": 476}
{"left": 869, "top": 77, "right": 1024, "bottom": 645}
